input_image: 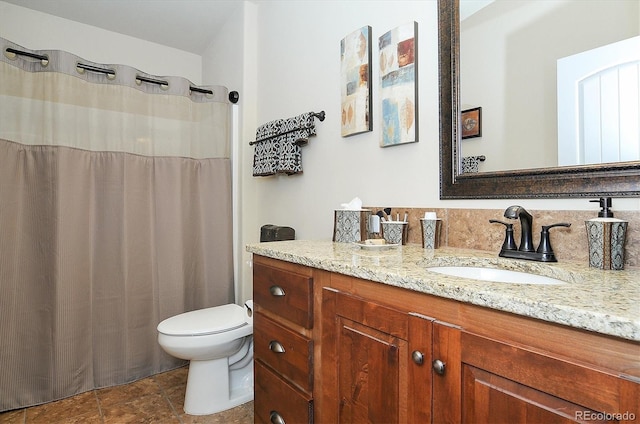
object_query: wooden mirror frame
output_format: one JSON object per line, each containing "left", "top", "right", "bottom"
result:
{"left": 438, "top": 0, "right": 640, "bottom": 199}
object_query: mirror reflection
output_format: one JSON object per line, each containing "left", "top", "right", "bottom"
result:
{"left": 459, "top": 0, "right": 639, "bottom": 174}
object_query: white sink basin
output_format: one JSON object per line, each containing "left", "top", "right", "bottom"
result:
{"left": 426, "top": 266, "right": 565, "bottom": 285}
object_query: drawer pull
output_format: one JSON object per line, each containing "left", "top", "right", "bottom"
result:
{"left": 270, "top": 410, "right": 286, "bottom": 424}
{"left": 269, "top": 285, "right": 286, "bottom": 296}
{"left": 269, "top": 340, "right": 286, "bottom": 353}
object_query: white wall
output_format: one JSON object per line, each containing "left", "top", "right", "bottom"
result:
{"left": 245, "top": 0, "right": 638, "bottom": 239}
{"left": 0, "top": 1, "right": 202, "bottom": 83}
{"left": 201, "top": 2, "right": 258, "bottom": 304}
{"left": 249, "top": 1, "right": 440, "bottom": 233}
{"left": 2, "top": 0, "right": 639, "bottom": 304}
{"left": 237, "top": 0, "right": 639, "bottom": 299}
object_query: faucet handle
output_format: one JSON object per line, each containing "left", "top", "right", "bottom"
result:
{"left": 536, "top": 222, "right": 571, "bottom": 258}
{"left": 490, "top": 219, "right": 518, "bottom": 251}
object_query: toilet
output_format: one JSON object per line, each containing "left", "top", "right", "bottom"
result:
{"left": 157, "top": 300, "right": 254, "bottom": 415}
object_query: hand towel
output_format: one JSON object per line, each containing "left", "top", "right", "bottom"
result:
{"left": 461, "top": 156, "right": 483, "bottom": 173}
{"left": 252, "top": 118, "right": 282, "bottom": 176}
{"left": 252, "top": 112, "right": 316, "bottom": 176}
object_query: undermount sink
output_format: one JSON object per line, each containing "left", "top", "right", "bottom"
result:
{"left": 426, "top": 266, "right": 566, "bottom": 285}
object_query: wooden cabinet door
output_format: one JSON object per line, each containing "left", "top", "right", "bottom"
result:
{"left": 459, "top": 332, "right": 639, "bottom": 424}
{"left": 337, "top": 313, "right": 402, "bottom": 423}
{"left": 432, "top": 321, "right": 462, "bottom": 424}
{"left": 321, "top": 288, "right": 434, "bottom": 424}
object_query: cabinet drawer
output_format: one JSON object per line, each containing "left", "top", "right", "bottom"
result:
{"left": 253, "top": 262, "right": 313, "bottom": 329}
{"left": 255, "top": 361, "right": 313, "bottom": 424}
{"left": 254, "top": 312, "right": 313, "bottom": 393}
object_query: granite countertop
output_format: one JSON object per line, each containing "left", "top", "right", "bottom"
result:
{"left": 246, "top": 240, "right": 640, "bottom": 342}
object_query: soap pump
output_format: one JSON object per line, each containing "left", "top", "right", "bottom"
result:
{"left": 585, "top": 197, "right": 628, "bottom": 270}
{"left": 590, "top": 197, "right": 614, "bottom": 218}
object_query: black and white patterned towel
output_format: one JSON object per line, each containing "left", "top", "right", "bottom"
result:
{"left": 252, "top": 112, "right": 316, "bottom": 176}
{"left": 461, "top": 156, "right": 484, "bottom": 173}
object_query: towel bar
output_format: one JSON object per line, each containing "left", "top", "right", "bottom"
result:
{"left": 249, "top": 111, "right": 325, "bottom": 145}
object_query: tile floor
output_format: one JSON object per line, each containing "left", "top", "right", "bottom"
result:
{"left": 0, "top": 366, "right": 254, "bottom": 424}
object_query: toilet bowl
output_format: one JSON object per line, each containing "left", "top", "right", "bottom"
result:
{"left": 157, "top": 300, "right": 254, "bottom": 415}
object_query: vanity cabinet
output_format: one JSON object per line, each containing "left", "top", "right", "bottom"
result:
{"left": 321, "top": 271, "right": 639, "bottom": 424}
{"left": 252, "top": 255, "right": 639, "bottom": 424}
{"left": 252, "top": 256, "right": 316, "bottom": 424}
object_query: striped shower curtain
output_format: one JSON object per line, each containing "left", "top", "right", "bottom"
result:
{"left": 0, "top": 38, "right": 234, "bottom": 412}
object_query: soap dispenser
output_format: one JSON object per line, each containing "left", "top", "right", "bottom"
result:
{"left": 585, "top": 198, "right": 628, "bottom": 270}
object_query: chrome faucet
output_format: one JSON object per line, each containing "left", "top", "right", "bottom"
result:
{"left": 490, "top": 206, "right": 571, "bottom": 262}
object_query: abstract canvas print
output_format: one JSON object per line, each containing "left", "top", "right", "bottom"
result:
{"left": 379, "top": 22, "right": 418, "bottom": 147}
{"left": 341, "top": 26, "right": 372, "bottom": 137}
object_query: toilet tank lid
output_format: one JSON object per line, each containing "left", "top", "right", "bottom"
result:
{"left": 157, "top": 304, "right": 248, "bottom": 336}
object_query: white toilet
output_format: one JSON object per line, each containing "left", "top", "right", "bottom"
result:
{"left": 157, "top": 300, "right": 254, "bottom": 415}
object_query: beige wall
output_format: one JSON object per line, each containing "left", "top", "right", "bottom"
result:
{"left": 368, "top": 206, "right": 640, "bottom": 268}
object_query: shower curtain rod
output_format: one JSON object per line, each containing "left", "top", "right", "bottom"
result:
{"left": 5, "top": 47, "right": 216, "bottom": 96}
{"left": 77, "top": 62, "right": 115, "bottom": 76}
{"left": 249, "top": 111, "right": 326, "bottom": 145}
{"left": 6, "top": 47, "right": 47, "bottom": 61}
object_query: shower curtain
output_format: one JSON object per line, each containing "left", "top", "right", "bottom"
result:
{"left": 0, "top": 38, "right": 234, "bottom": 412}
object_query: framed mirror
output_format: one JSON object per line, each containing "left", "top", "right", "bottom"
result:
{"left": 438, "top": 0, "right": 640, "bottom": 199}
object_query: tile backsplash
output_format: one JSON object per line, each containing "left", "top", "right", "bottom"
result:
{"left": 366, "top": 207, "right": 639, "bottom": 268}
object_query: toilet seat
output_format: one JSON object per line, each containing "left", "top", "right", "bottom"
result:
{"left": 158, "top": 304, "right": 248, "bottom": 336}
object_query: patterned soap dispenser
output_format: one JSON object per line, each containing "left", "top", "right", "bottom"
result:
{"left": 585, "top": 198, "right": 628, "bottom": 270}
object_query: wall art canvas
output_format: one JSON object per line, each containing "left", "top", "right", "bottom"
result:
{"left": 461, "top": 107, "right": 482, "bottom": 139}
{"left": 379, "top": 21, "right": 418, "bottom": 147}
{"left": 341, "top": 26, "right": 372, "bottom": 137}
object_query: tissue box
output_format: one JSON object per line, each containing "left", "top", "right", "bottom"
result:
{"left": 333, "top": 210, "right": 371, "bottom": 243}
{"left": 585, "top": 219, "right": 627, "bottom": 270}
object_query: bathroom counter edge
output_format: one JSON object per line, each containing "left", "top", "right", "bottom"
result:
{"left": 246, "top": 240, "right": 640, "bottom": 342}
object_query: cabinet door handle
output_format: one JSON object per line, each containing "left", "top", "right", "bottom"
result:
{"left": 432, "top": 359, "right": 446, "bottom": 375}
{"left": 269, "top": 340, "right": 286, "bottom": 353}
{"left": 269, "top": 285, "right": 286, "bottom": 296}
{"left": 270, "top": 410, "right": 286, "bottom": 424}
{"left": 412, "top": 350, "right": 425, "bottom": 365}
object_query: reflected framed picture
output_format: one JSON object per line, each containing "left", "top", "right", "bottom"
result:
{"left": 461, "top": 107, "right": 482, "bottom": 139}
{"left": 341, "top": 26, "right": 372, "bottom": 137}
{"left": 379, "top": 21, "right": 418, "bottom": 147}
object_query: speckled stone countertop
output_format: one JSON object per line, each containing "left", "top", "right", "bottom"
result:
{"left": 246, "top": 240, "right": 640, "bottom": 342}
